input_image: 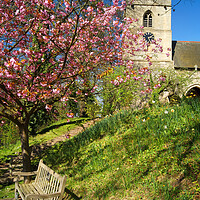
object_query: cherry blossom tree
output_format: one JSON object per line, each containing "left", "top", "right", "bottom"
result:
{"left": 0, "top": 0, "right": 163, "bottom": 176}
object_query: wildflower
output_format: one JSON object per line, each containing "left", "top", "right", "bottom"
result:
{"left": 152, "top": 100, "right": 155, "bottom": 104}
{"left": 65, "top": 134, "right": 71, "bottom": 139}
{"left": 171, "top": 109, "right": 174, "bottom": 113}
{"left": 164, "top": 110, "right": 168, "bottom": 114}
{"left": 154, "top": 83, "right": 161, "bottom": 89}
{"left": 66, "top": 112, "right": 74, "bottom": 118}
{"left": 164, "top": 125, "right": 167, "bottom": 129}
{"left": 142, "top": 119, "right": 146, "bottom": 122}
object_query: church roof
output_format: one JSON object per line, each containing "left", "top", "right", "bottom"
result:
{"left": 172, "top": 41, "right": 200, "bottom": 70}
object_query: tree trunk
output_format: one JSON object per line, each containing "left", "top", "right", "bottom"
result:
{"left": 79, "top": 100, "right": 88, "bottom": 117}
{"left": 19, "top": 124, "right": 31, "bottom": 183}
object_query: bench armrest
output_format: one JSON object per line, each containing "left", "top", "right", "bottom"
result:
{"left": 13, "top": 171, "right": 38, "bottom": 182}
{"left": 25, "top": 192, "right": 62, "bottom": 200}
{"left": 12, "top": 171, "right": 38, "bottom": 177}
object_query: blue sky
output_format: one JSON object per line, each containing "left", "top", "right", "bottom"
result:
{"left": 172, "top": 0, "right": 200, "bottom": 41}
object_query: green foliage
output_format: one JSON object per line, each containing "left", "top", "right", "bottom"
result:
{"left": 66, "top": 83, "right": 79, "bottom": 116}
{"left": 149, "top": 67, "right": 193, "bottom": 106}
{"left": 78, "top": 94, "right": 99, "bottom": 118}
{"left": 86, "top": 99, "right": 101, "bottom": 119}
{"left": 101, "top": 66, "right": 141, "bottom": 116}
{"left": 29, "top": 107, "right": 59, "bottom": 135}
{"left": 0, "top": 119, "right": 19, "bottom": 148}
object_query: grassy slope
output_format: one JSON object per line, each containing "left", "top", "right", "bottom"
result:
{"left": 44, "top": 99, "right": 200, "bottom": 200}
{"left": 1, "top": 99, "right": 200, "bottom": 199}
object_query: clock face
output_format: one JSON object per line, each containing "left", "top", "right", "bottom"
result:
{"left": 143, "top": 32, "right": 154, "bottom": 43}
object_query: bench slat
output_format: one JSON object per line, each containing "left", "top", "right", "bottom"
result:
{"left": 19, "top": 183, "right": 41, "bottom": 195}
{"left": 52, "top": 176, "right": 57, "bottom": 193}
{"left": 33, "top": 182, "right": 46, "bottom": 195}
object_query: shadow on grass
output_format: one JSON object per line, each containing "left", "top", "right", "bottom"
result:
{"left": 42, "top": 111, "right": 134, "bottom": 167}
{"left": 37, "top": 118, "right": 87, "bottom": 135}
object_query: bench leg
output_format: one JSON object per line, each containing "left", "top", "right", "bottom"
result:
{"left": 15, "top": 189, "right": 18, "bottom": 200}
{"left": 15, "top": 187, "right": 19, "bottom": 200}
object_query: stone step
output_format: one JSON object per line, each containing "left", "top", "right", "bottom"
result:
{"left": 0, "top": 155, "right": 24, "bottom": 185}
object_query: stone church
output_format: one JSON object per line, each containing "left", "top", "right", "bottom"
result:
{"left": 126, "top": 0, "right": 200, "bottom": 98}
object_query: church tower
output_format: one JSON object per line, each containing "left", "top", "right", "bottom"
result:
{"left": 126, "top": 0, "right": 173, "bottom": 67}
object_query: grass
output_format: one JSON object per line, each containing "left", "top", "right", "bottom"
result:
{"left": 43, "top": 98, "right": 200, "bottom": 199}
{"left": 29, "top": 118, "right": 87, "bottom": 146}
{"left": 0, "top": 118, "right": 87, "bottom": 163}
{"left": 1, "top": 98, "right": 200, "bottom": 199}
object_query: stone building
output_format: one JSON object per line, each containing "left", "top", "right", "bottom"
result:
{"left": 172, "top": 41, "right": 200, "bottom": 96}
{"left": 126, "top": 0, "right": 200, "bottom": 98}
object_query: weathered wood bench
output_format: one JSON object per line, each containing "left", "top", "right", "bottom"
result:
{"left": 14, "top": 160, "right": 67, "bottom": 200}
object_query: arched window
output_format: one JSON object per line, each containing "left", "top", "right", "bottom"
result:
{"left": 143, "top": 11, "right": 152, "bottom": 27}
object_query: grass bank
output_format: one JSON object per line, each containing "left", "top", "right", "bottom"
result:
{"left": 1, "top": 99, "right": 200, "bottom": 199}
{"left": 44, "top": 98, "right": 200, "bottom": 199}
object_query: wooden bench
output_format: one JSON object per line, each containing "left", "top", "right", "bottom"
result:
{"left": 14, "top": 160, "right": 67, "bottom": 200}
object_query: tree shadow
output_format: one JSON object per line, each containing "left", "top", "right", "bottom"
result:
{"left": 37, "top": 118, "right": 87, "bottom": 135}
{"left": 42, "top": 117, "right": 113, "bottom": 166}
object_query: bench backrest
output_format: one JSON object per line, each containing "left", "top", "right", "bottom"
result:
{"left": 35, "top": 160, "right": 66, "bottom": 197}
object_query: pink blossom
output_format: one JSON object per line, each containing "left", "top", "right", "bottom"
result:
{"left": 87, "top": 6, "right": 93, "bottom": 12}
{"left": 113, "top": 21, "right": 118, "bottom": 26}
{"left": 149, "top": 62, "right": 152, "bottom": 66}
{"left": 0, "top": 0, "right": 165, "bottom": 153}
{"left": 76, "top": 90, "right": 82, "bottom": 95}
{"left": 45, "top": 104, "right": 52, "bottom": 111}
